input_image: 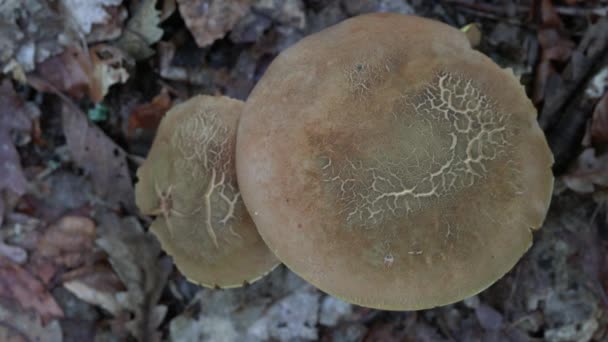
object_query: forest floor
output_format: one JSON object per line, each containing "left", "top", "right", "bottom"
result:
{"left": 1, "top": 0, "right": 607, "bottom": 341}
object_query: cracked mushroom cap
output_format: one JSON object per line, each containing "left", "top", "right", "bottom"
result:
{"left": 236, "top": 13, "right": 554, "bottom": 310}
{"left": 136, "top": 95, "right": 279, "bottom": 288}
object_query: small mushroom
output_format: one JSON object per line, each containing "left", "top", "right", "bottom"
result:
{"left": 136, "top": 95, "right": 279, "bottom": 288}
{"left": 236, "top": 14, "right": 554, "bottom": 309}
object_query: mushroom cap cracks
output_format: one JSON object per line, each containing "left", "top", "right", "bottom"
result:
{"left": 136, "top": 95, "right": 279, "bottom": 288}
{"left": 236, "top": 14, "right": 554, "bottom": 310}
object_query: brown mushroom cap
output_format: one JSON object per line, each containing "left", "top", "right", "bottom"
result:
{"left": 136, "top": 95, "right": 279, "bottom": 288}
{"left": 236, "top": 14, "right": 554, "bottom": 309}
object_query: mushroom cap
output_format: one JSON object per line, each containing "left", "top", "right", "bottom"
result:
{"left": 236, "top": 14, "right": 554, "bottom": 309}
{"left": 136, "top": 95, "right": 279, "bottom": 288}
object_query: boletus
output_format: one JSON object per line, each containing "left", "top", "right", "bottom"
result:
{"left": 236, "top": 13, "right": 554, "bottom": 310}
{"left": 136, "top": 95, "right": 279, "bottom": 288}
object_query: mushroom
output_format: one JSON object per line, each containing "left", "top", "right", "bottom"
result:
{"left": 136, "top": 95, "right": 279, "bottom": 288}
{"left": 236, "top": 13, "right": 554, "bottom": 309}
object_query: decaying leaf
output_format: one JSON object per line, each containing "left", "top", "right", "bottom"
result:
{"left": 170, "top": 268, "right": 321, "bottom": 341}
{"left": 0, "top": 80, "right": 33, "bottom": 226}
{"left": 97, "top": 214, "right": 171, "bottom": 342}
{"left": 0, "top": 299, "right": 62, "bottom": 342}
{"left": 63, "top": 263, "right": 125, "bottom": 316}
{"left": 591, "top": 92, "right": 608, "bottom": 146}
{"left": 89, "top": 45, "right": 130, "bottom": 103}
{"left": 532, "top": 0, "right": 574, "bottom": 105}
{"left": 176, "top": 0, "right": 252, "bottom": 47}
{"left": 30, "top": 45, "right": 129, "bottom": 103}
{"left": 115, "top": 0, "right": 164, "bottom": 60}
{"left": 30, "top": 216, "right": 97, "bottom": 284}
{"left": 0, "top": 241, "right": 27, "bottom": 264}
{"left": 563, "top": 148, "right": 608, "bottom": 194}
{"left": 61, "top": 104, "right": 135, "bottom": 211}
{"left": 29, "top": 46, "right": 92, "bottom": 99}
{"left": 61, "top": 0, "right": 123, "bottom": 34}
{"left": 0, "top": 256, "right": 64, "bottom": 323}
{"left": 1, "top": 0, "right": 75, "bottom": 80}
{"left": 127, "top": 87, "right": 172, "bottom": 137}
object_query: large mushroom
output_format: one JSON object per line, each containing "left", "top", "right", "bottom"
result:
{"left": 136, "top": 95, "right": 279, "bottom": 288}
{"left": 236, "top": 13, "right": 554, "bottom": 309}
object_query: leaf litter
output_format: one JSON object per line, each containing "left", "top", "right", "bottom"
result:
{"left": 0, "top": 1, "right": 608, "bottom": 341}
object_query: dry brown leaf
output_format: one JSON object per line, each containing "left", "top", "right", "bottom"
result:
{"left": 177, "top": 0, "right": 252, "bottom": 47}
{"left": 0, "top": 241, "right": 27, "bottom": 264}
{"left": 97, "top": 214, "right": 171, "bottom": 342}
{"left": 127, "top": 87, "right": 172, "bottom": 137}
{"left": 533, "top": 0, "right": 574, "bottom": 105}
{"left": 30, "top": 45, "right": 129, "bottom": 103}
{"left": 89, "top": 45, "right": 130, "bottom": 103}
{"left": 563, "top": 148, "right": 608, "bottom": 193}
{"left": 1, "top": 0, "right": 74, "bottom": 79}
{"left": 0, "top": 80, "right": 33, "bottom": 226}
{"left": 61, "top": 104, "right": 135, "bottom": 211}
{"left": 87, "top": 5, "right": 129, "bottom": 43}
{"left": 115, "top": 0, "right": 164, "bottom": 60}
{"left": 0, "top": 256, "right": 64, "bottom": 323}
{"left": 30, "top": 216, "right": 96, "bottom": 284}
{"left": 62, "top": 263, "right": 125, "bottom": 315}
{"left": 591, "top": 92, "right": 608, "bottom": 146}
{"left": 62, "top": 0, "right": 123, "bottom": 34}
{"left": 30, "top": 46, "right": 92, "bottom": 100}
{"left": 0, "top": 299, "right": 62, "bottom": 342}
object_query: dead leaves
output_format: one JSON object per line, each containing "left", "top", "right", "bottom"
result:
{"left": 0, "top": 299, "right": 63, "bottom": 342}
{"left": 0, "top": 80, "right": 33, "bottom": 226}
{"left": 591, "top": 92, "right": 608, "bottom": 145}
{"left": 177, "top": 0, "right": 252, "bottom": 47}
{"left": 96, "top": 215, "right": 171, "bottom": 341}
{"left": 0, "top": 256, "right": 64, "bottom": 323}
{"left": 63, "top": 263, "right": 125, "bottom": 317}
{"left": 62, "top": 0, "right": 123, "bottom": 35}
{"left": 116, "top": 0, "right": 164, "bottom": 60}
{"left": 0, "top": 0, "right": 74, "bottom": 81}
{"left": 30, "top": 216, "right": 97, "bottom": 284}
{"left": 30, "top": 45, "right": 129, "bottom": 103}
{"left": 127, "top": 87, "right": 173, "bottom": 137}
{"left": 89, "top": 45, "right": 130, "bottom": 103}
{"left": 61, "top": 104, "right": 135, "bottom": 211}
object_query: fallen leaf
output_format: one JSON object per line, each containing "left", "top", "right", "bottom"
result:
{"left": 63, "top": 263, "right": 125, "bottom": 315}
{"left": 591, "top": 92, "right": 608, "bottom": 146}
{"left": 87, "top": 5, "right": 129, "bottom": 43}
{"left": 0, "top": 241, "right": 27, "bottom": 264}
{"left": 29, "top": 46, "right": 92, "bottom": 100}
{"left": 532, "top": 0, "right": 574, "bottom": 105}
{"left": 0, "top": 80, "right": 33, "bottom": 226}
{"left": 62, "top": 0, "right": 123, "bottom": 34}
{"left": 89, "top": 44, "right": 130, "bottom": 103}
{"left": 61, "top": 104, "right": 135, "bottom": 211}
{"left": 97, "top": 214, "right": 171, "bottom": 342}
{"left": 177, "top": 0, "right": 252, "bottom": 47}
{"left": 30, "top": 216, "right": 96, "bottom": 284}
{"left": 30, "top": 45, "right": 129, "bottom": 103}
{"left": 160, "top": 0, "right": 177, "bottom": 21}
{"left": 563, "top": 148, "right": 608, "bottom": 193}
{"left": 127, "top": 87, "right": 172, "bottom": 137}
{"left": 0, "top": 80, "right": 32, "bottom": 133}
{"left": 1, "top": 0, "right": 74, "bottom": 78}
{"left": 170, "top": 268, "right": 320, "bottom": 341}
{"left": 116, "top": 0, "right": 164, "bottom": 60}
{"left": 0, "top": 299, "right": 62, "bottom": 342}
{"left": 0, "top": 256, "right": 64, "bottom": 323}
{"left": 475, "top": 303, "right": 504, "bottom": 331}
